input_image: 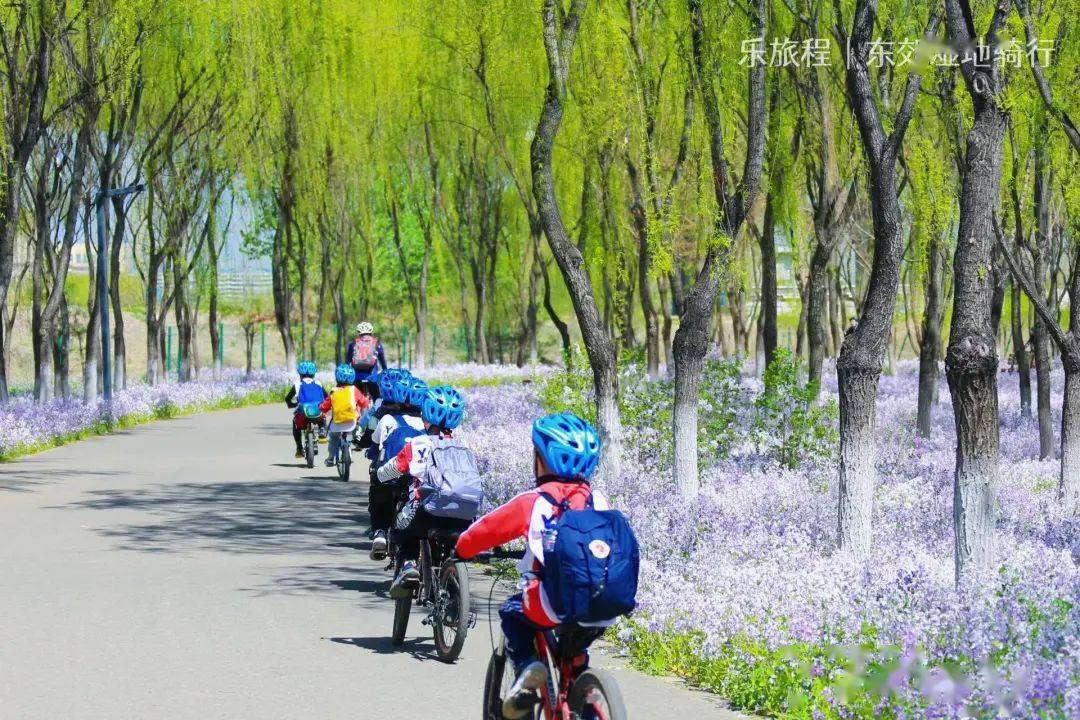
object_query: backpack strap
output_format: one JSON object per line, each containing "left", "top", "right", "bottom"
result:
{"left": 537, "top": 490, "right": 575, "bottom": 515}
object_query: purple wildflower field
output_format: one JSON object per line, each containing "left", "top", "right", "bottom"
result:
{"left": 0, "top": 368, "right": 291, "bottom": 459}
{"left": 459, "top": 362, "right": 1080, "bottom": 719}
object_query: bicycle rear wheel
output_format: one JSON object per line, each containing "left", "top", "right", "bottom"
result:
{"left": 568, "top": 668, "right": 626, "bottom": 720}
{"left": 433, "top": 561, "right": 469, "bottom": 662}
{"left": 391, "top": 595, "right": 411, "bottom": 646}
{"left": 338, "top": 441, "right": 351, "bottom": 481}
{"left": 304, "top": 431, "right": 315, "bottom": 468}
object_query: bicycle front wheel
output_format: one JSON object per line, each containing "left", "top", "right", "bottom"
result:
{"left": 433, "top": 561, "right": 470, "bottom": 662}
{"left": 481, "top": 647, "right": 514, "bottom": 720}
{"left": 391, "top": 595, "right": 411, "bottom": 646}
{"left": 568, "top": 668, "right": 627, "bottom": 720}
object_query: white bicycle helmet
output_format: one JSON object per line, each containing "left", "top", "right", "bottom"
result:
{"left": 356, "top": 321, "right": 374, "bottom": 335}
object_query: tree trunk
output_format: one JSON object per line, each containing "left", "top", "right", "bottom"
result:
{"left": 272, "top": 111, "right": 299, "bottom": 372}
{"left": 1033, "top": 317, "right": 1054, "bottom": 457}
{"left": 532, "top": 0, "right": 622, "bottom": 475}
{"left": 1032, "top": 139, "right": 1053, "bottom": 457}
{"left": 659, "top": 277, "right": 674, "bottom": 373}
{"left": 54, "top": 296, "right": 70, "bottom": 400}
{"left": 109, "top": 197, "right": 127, "bottom": 389}
{"left": 1061, "top": 363, "right": 1080, "bottom": 506}
{"left": 526, "top": 233, "right": 541, "bottom": 365}
{"left": 917, "top": 233, "right": 944, "bottom": 436}
{"left": 759, "top": 195, "right": 778, "bottom": 370}
{"left": 84, "top": 205, "right": 100, "bottom": 403}
{"left": 626, "top": 158, "right": 659, "bottom": 377}
{"left": 243, "top": 325, "right": 255, "bottom": 379}
{"left": 837, "top": 366, "right": 878, "bottom": 551}
{"left": 944, "top": 0, "right": 1007, "bottom": 579}
{"left": 208, "top": 219, "right": 222, "bottom": 380}
{"left": 829, "top": 266, "right": 845, "bottom": 357}
{"left": 806, "top": 240, "right": 833, "bottom": 393}
{"left": 1012, "top": 281, "right": 1032, "bottom": 416}
{"left": 834, "top": 0, "right": 935, "bottom": 557}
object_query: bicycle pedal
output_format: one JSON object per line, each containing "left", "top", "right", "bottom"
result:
{"left": 467, "top": 611, "right": 478, "bottom": 629}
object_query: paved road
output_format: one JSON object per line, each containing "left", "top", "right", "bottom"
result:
{"left": 0, "top": 403, "right": 743, "bottom": 719}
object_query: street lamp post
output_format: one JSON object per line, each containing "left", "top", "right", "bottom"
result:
{"left": 95, "top": 184, "right": 144, "bottom": 404}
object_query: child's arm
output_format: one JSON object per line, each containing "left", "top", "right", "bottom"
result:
{"left": 377, "top": 343, "right": 387, "bottom": 371}
{"left": 456, "top": 492, "right": 535, "bottom": 559}
{"left": 318, "top": 395, "right": 332, "bottom": 413}
{"left": 375, "top": 439, "right": 412, "bottom": 485}
{"left": 353, "top": 386, "right": 371, "bottom": 411}
{"left": 284, "top": 384, "right": 298, "bottom": 408}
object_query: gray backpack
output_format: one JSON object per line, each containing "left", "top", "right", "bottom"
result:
{"left": 418, "top": 437, "right": 485, "bottom": 520}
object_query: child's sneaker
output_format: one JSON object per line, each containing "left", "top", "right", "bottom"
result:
{"left": 294, "top": 449, "right": 303, "bottom": 459}
{"left": 502, "top": 661, "right": 547, "bottom": 719}
{"left": 370, "top": 530, "right": 388, "bottom": 561}
{"left": 324, "top": 457, "right": 335, "bottom": 467}
{"left": 389, "top": 561, "right": 420, "bottom": 598}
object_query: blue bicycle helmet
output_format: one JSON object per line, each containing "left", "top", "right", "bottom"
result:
{"left": 422, "top": 386, "right": 465, "bottom": 431}
{"left": 334, "top": 363, "right": 356, "bottom": 384}
{"left": 406, "top": 377, "right": 429, "bottom": 408}
{"left": 389, "top": 373, "right": 414, "bottom": 404}
{"left": 297, "top": 360, "right": 317, "bottom": 377}
{"left": 531, "top": 412, "right": 601, "bottom": 480}
{"left": 376, "top": 368, "right": 401, "bottom": 397}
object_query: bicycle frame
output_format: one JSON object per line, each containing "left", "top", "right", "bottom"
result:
{"left": 534, "top": 631, "right": 573, "bottom": 720}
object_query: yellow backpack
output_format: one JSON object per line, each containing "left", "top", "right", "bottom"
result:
{"left": 329, "top": 387, "right": 358, "bottom": 424}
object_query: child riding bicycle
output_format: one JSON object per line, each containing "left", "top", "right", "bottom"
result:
{"left": 319, "top": 364, "right": 370, "bottom": 467}
{"left": 455, "top": 413, "right": 639, "bottom": 720}
{"left": 284, "top": 361, "right": 327, "bottom": 458}
{"left": 346, "top": 321, "right": 387, "bottom": 395}
{"left": 367, "top": 370, "right": 425, "bottom": 560}
{"left": 376, "top": 385, "right": 481, "bottom": 598}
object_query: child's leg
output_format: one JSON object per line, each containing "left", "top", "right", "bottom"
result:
{"left": 292, "top": 415, "right": 303, "bottom": 451}
{"left": 327, "top": 431, "right": 340, "bottom": 461}
{"left": 499, "top": 594, "right": 540, "bottom": 673}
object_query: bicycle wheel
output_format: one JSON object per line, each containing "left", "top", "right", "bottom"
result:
{"left": 433, "top": 561, "right": 470, "bottom": 662}
{"left": 568, "top": 668, "right": 627, "bottom": 720}
{"left": 481, "top": 647, "right": 515, "bottom": 720}
{"left": 304, "top": 431, "right": 315, "bottom": 468}
{"left": 391, "top": 595, "right": 411, "bottom": 646}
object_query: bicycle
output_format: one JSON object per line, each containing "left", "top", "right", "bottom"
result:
{"left": 391, "top": 528, "right": 474, "bottom": 662}
{"left": 302, "top": 424, "right": 317, "bottom": 468}
{"left": 477, "top": 549, "right": 627, "bottom": 720}
{"left": 336, "top": 430, "right": 352, "bottom": 481}
{"left": 298, "top": 404, "right": 324, "bottom": 469}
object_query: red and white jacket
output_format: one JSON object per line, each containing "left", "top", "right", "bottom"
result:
{"left": 456, "top": 479, "right": 610, "bottom": 628}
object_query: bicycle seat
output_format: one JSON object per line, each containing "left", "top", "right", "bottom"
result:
{"left": 427, "top": 529, "right": 461, "bottom": 544}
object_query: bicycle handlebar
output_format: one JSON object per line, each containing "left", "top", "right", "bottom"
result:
{"left": 465, "top": 546, "right": 525, "bottom": 563}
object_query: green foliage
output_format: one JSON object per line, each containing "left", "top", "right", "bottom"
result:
{"left": 625, "top": 623, "right": 943, "bottom": 720}
{"left": 754, "top": 349, "right": 838, "bottom": 469}
{"left": 539, "top": 350, "right": 838, "bottom": 471}
{"left": 537, "top": 345, "right": 596, "bottom": 423}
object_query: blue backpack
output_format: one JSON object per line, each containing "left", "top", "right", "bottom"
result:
{"left": 539, "top": 491, "right": 640, "bottom": 624}
{"left": 297, "top": 380, "right": 325, "bottom": 405}
{"left": 380, "top": 416, "right": 423, "bottom": 464}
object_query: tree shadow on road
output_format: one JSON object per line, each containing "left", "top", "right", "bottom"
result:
{"left": 59, "top": 477, "right": 371, "bottom": 555}
{"left": 0, "top": 465, "right": 124, "bottom": 494}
